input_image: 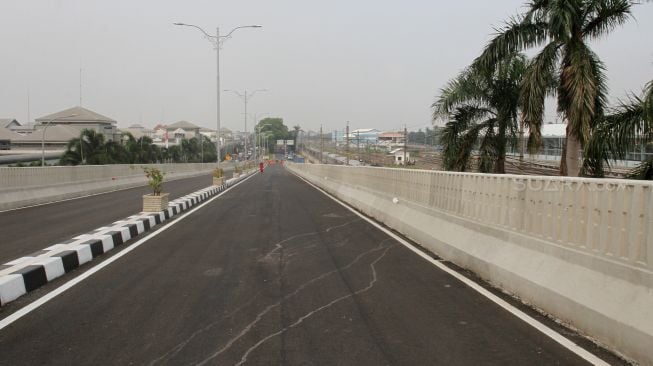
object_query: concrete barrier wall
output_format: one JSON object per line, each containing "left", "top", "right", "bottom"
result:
{"left": 288, "top": 163, "right": 653, "bottom": 365}
{"left": 0, "top": 163, "right": 220, "bottom": 211}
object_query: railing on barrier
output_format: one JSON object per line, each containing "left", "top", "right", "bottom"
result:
{"left": 289, "top": 164, "right": 653, "bottom": 272}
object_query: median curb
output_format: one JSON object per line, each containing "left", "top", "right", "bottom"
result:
{"left": 0, "top": 171, "right": 256, "bottom": 307}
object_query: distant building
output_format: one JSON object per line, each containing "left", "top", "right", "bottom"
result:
{"left": 378, "top": 132, "right": 405, "bottom": 145}
{"left": 10, "top": 122, "right": 36, "bottom": 135}
{"left": 120, "top": 123, "right": 153, "bottom": 140}
{"left": 165, "top": 121, "right": 201, "bottom": 139}
{"left": 12, "top": 125, "right": 79, "bottom": 150}
{"left": 389, "top": 148, "right": 410, "bottom": 165}
{"left": 1, "top": 118, "right": 20, "bottom": 130}
{"left": 0, "top": 127, "right": 19, "bottom": 150}
{"left": 35, "top": 106, "right": 118, "bottom": 141}
{"left": 348, "top": 129, "right": 380, "bottom": 144}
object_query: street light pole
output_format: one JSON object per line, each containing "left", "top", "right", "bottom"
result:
{"left": 174, "top": 22, "right": 262, "bottom": 167}
{"left": 41, "top": 114, "right": 77, "bottom": 166}
{"left": 225, "top": 89, "right": 267, "bottom": 161}
{"left": 252, "top": 113, "right": 269, "bottom": 161}
{"left": 216, "top": 26, "right": 221, "bottom": 166}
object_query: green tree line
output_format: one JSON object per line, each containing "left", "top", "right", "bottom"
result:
{"left": 59, "top": 129, "right": 217, "bottom": 165}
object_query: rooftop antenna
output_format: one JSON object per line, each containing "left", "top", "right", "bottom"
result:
{"left": 27, "top": 87, "right": 31, "bottom": 123}
{"left": 79, "top": 61, "right": 83, "bottom": 107}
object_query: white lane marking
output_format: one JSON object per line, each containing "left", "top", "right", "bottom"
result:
{"left": 0, "top": 173, "right": 257, "bottom": 331}
{"left": 290, "top": 171, "right": 610, "bottom": 366}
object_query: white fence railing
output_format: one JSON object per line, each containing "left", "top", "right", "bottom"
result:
{"left": 289, "top": 164, "right": 653, "bottom": 272}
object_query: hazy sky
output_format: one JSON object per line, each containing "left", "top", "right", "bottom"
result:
{"left": 1, "top": 1, "right": 652, "bottom": 133}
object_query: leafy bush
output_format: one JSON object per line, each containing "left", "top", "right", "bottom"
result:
{"left": 212, "top": 167, "right": 224, "bottom": 178}
{"left": 143, "top": 167, "right": 165, "bottom": 195}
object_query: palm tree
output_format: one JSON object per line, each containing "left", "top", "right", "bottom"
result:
{"left": 60, "top": 138, "right": 83, "bottom": 165}
{"left": 583, "top": 79, "right": 653, "bottom": 178}
{"left": 475, "top": 0, "right": 636, "bottom": 176}
{"left": 60, "top": 129, "right": 107, "bottom": 165}
{"left": 292, "top": 125, "right": 301, "bottom": 149}
{"left": 433, "top": 53, "right": 528, "bottom": 173}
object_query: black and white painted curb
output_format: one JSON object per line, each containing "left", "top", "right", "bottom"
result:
{"left": 0, "top": 172, "right": 257, "bottom": 307}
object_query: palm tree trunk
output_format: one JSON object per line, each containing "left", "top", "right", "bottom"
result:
{"left": 565, "top": 134, "right": 582, "bottom": 176}
{"left": 560, "top": 123, "right": 582, "bottom": 176}
{"left": 496, "top": 154, "right": 506, "bottom": 174}
{"left": 559, "top": 138, "right": 568, "bottom": 176}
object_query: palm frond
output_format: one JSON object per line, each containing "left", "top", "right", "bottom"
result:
{"left": 520, "top": 41, "right": 561, "bottom": 152}
{"left": 546, "top": 0, "right": 579, "bottom": 41}
{"left": 475, "top": 17, "right": 549, "bottom": 71}
{"left": 559, "top": 41, "right": 607, "bottom": 144}
{"left": 583, "top": 0, "right": 633, "bottom": 39}
{"left": 432, "top": 68, "right": 490, "bottom": 118}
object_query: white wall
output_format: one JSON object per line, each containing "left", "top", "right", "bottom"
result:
{"left": 0, "top": 163, "right": 217, "bottom": 210}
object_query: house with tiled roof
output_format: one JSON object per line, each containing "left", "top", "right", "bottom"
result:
{"left": 1, "top": 118, "right": 20, "bottom": 130}
{"left": 12, "top": 125, "right": 79, "bottom": 150}
{"left": 165, "top": 121, "right": 201, "bottom": 138}
{"left": 35, "top": 106, "right": 118, "bottom": 141}
{"left": 0, "top": 127, "right": 19, "bottom": 150}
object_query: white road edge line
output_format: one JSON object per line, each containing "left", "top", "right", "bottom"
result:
{"left": 290, "top": 170, "right": 609, "bottom": 366}
{"left": 0, "top": 172, "right": 258, "bottom": 331}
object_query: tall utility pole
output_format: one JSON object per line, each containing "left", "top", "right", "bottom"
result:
{"left": 79, "top": 65, "right": 83, "bottom": 107}
{"left": 404, "top": 124, "right": 408, "bottom": 166}
{"left": 225, "top": 88, "right": 267, "bottom": 160}
{"left": 345, "top": 122, "right": 350, "bottom": 166}
{"left": 356, "top": 130, "right": 360, "bottom": 163}
{"left": 320, "top": 124, "right": 324, "bottom": 164}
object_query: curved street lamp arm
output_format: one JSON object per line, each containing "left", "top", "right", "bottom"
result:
{"left": 222, "top": 25, "right": 262, "bottom": 39}
{"left": 248, "top": 88, "right": 268, "bottom": 99}
{"left": 173, "top": 23, "right": 217, "bottom": 39}
{"left": 227, "top": 89, "right": 245, "bottom": 98}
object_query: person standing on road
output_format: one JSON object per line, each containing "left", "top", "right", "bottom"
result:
{"left": 259, "top": 161, "right": 265, "bottom": 173}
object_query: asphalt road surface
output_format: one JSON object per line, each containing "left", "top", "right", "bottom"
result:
{"left": 0, "top": 165, "right": 596, "bottom": 365}
{"left": 0, "top": 172, "right": 228, "bottom": 264}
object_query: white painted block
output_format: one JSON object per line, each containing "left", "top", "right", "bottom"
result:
{"left": 0, "top": 274, "right": 27, "bottom": 305}
{"left": 118, "top": 227, "right": 131, "bottom": 242}
{"left": 134, "top": 221, "right": 145, "bottom": 234}
{"left": 33, "top": 257, "right": 65, "bottom": 281}
{"left": 98, "top": 235, "right": 114, "bottom": 252}
{"left": 145, "top": 216, "right": 156, "bottom": 228}
{"left": 72, "top": 245, "right": 93, "bottom": 265}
